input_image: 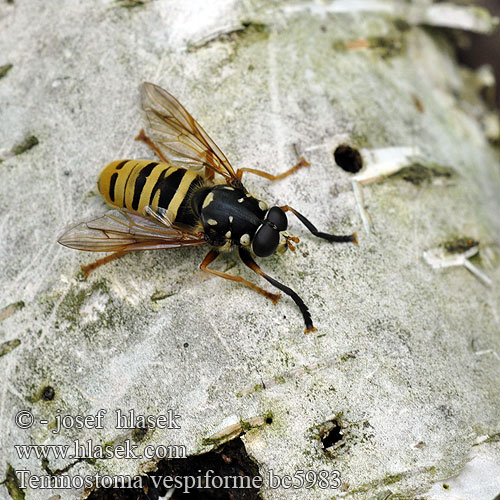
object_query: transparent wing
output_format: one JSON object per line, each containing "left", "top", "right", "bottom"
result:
{"left": 57, "top": 208, "right": 207, "bottom": 253}
{"left": 140, "top": 82, "right": 239, "bottom": 183}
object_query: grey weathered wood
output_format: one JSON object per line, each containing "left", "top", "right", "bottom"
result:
{"left": 1, "top": 1, "right": 499, "bottom": 499}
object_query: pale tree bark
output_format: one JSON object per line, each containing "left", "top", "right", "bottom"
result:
{"left": 1, "top": 1, "right": 499, "bottom": 499}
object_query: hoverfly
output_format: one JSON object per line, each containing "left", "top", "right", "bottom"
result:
{"left": 58, "top": 83, "right": 357, "bottom": 333}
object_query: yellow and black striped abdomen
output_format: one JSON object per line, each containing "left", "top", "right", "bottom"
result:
{"left": 98, "top": 160, "right": 203, "bottom": 228}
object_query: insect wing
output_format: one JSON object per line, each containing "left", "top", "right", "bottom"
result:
{"left": 140, "top": 82, "right": 239, "bottom": 183}
{"left": 57, "top": 209, "right": 206, "bottom": 253}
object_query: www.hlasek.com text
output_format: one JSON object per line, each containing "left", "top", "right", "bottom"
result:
{"left": 15, "top": 439, "right": 185, "bottom": 461}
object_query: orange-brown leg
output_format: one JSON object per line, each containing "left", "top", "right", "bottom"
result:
{"left": 135, "top": 129, "right": 169, "bottom": 163}
{"left": 236, "top": 157, "right": 310, "bottom": 181}
{"left": 81, "top": 251, "right": 128, "bottom": 277}
{"left": 200, "top": 250, "right": 281, "bottom": 304}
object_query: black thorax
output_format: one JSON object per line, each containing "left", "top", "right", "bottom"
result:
{"left": 192, "top": 185, "right": 267, "bottom": 247}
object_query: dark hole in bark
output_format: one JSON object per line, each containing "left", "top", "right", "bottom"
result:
{"left": 87, "top": 437, "right": 261, "bottom": 499}
{"left": 321, "top": 420, "right": 343, "bottom": 450}
{"left": 333, "top": 145, "right": 363, "bottom": 173}
{"left": 41, "top": 386, "right": 55, "bottom": 401}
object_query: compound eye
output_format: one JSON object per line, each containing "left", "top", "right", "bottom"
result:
{"left": 267, "top": 206, "right": 288, "bottom": 231}
{"left": 252, "top": 224, "right": 280, "bottom": 257}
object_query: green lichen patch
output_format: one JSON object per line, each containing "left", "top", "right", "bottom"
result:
{"left": 368, "top": 35, "right": 407, "bottom": 59}
{"left": 76, "top": 269, "right": 88, "bottom": 282}
{"left": 114, "top": 0, "right": 151, "bottom": 8}
{"left": 188, "top": 20, "right": 269, "bottom": 51}
{"left": 443, "top": 237, "right": 479, "bottom": 254}
{"left": 3, "top": 463, "right": 25, "bottom": 500}
{"left": 332, "top": 33, "right": 408, "bottom": 59}
{"left": 339, "top": 352, "right": 356, "bottom": 362}
{"left": 392, "top": 163, "right": 455, "bottom": 185}
{"left": 41, "top": 278, "right": 114, "bottom": 336}
{"left": 368, "top": 490, "right": 394, "bottom": 500}
{"left": 0, "top": 301, "right": 25, "bottom": 322}
{"left": 0, "top": 339, "right": 21, "bottom": 357}
{"left": 150, "top": 290, "right": 175, "bottom": 302}
{"left": 240, "top": 21, "right": 268, "bottom": 34}
{"left": 0, "top": 63, "right": 13, "bottom": 79}
{"left": 57, "top": 287, "right": 96, "bottom": 330}
{"left": 13, "top": 135, "right": 39, "bottom": 155}
{"left": 394, "top": 19, "right": 411, "bottom": 32}
{"left": 131, "top": 426, "right": 149, "bottom": 443}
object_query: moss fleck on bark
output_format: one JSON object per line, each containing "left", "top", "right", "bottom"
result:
{"left": 4, "top": 463, "right": 25, "bottom": 500}
{"left": 0, "top": 339, "right": 21, "bottom": 357}
{"left": 0, "top": 63, "right": 13, "bottom": 78}
{"left": 13, "top": 135, "right": 39, "bottom": 155}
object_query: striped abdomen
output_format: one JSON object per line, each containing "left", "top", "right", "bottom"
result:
{"left": 98, "top": 160, "right": 204, "bottom": 228}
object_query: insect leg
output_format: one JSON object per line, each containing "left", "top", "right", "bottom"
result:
{"left": 81, "top": 250, "right": 128, "bottom": 277}
{"left": 238, "top": 248, "right": 316, "bottom": 333}
{"left": 281, "top": 205, "right": 357, "bottom": 244}
{"left": 236, "top": 157, "right": 310, "bottom": 182}
{"left": 135, "top": 129, "right": 170, "bottom": 163}
{"left": 200, "top": 249, "right": 281, "bottom": 304}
